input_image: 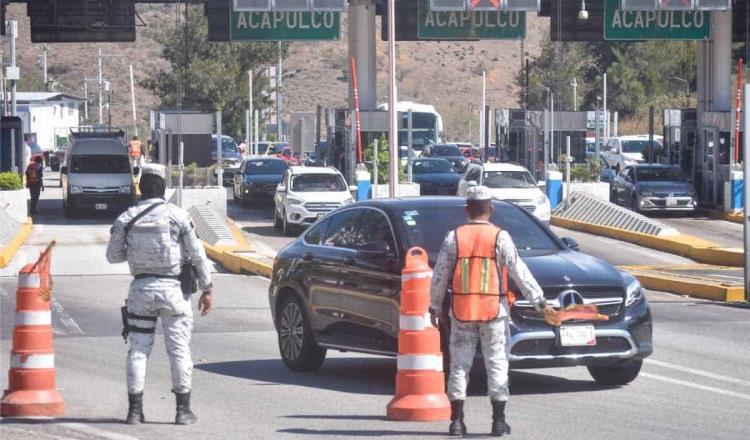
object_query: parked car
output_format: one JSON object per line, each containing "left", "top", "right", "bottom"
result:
{"left": 273, "top": 166, "right": 356, "bottom": 236}
{"left": 49, "top": 149, "right": 66, "bottom": 172}
{"left": 422, "top": 143, "right": 468, "bottom": 172}
{"left": 233, "top": 158, "right": 289, "bottom": 205}
{"left": 457, "top": 162, "right": 551, "bottom": 224}
{"left": 278, "top": 146, "right": 300, "bottom": 166}
{"left": 610, "top": 164, "right": 697, "bottom": 213}
{"left": 61, "top": 132, "right": 136, "bottom": 217}
{"left": 411, "top": 158, "right": 461, "bottom": 195}
{"left": 211, "top": 135, "right": 243, "bottom": 186}
{"left": 601, "top": 135, "right": 663, "bottom": 174}
{"left": 268, "top": 197, "right": 652, "bottom": 386}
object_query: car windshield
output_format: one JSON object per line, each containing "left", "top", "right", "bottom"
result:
{"left": 413, "top": 160, "right": 454, "bottom": 174}
{"left": 212, "top": 138, "right": 239, "bottom": 154}
{"left": 622, "top": 140, "right": 661, "bottom": 154}
{"left": 400, "top": 203, "right": 559, "bottom": 260}
{"left": 291, "top": 173, "right": 346, "bottom": 192}
{"left": 69, "top": 154, "right": 131, "bottom": 174}
{"left": 257, "top": 143, "right": 271, "bottom": 155}
{"left": 484, "top": 171, "right": 536, "bottom": 189}
{"left": 636, "top": 167, "right": 687, "bottom": 182}
{"left": 244, "top": 161, "right": 287, "bottom": 175}
{"left": 433, "top": 145, "right": 461, "bottom": 156}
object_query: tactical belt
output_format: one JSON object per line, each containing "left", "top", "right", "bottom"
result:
{"left": 134, "top": 274, "right": 180, "bottom": 280}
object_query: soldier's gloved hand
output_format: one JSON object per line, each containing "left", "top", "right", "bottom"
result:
{"left": 199, "top": 291, "right": 213, "bottom": 316}
{"left": 542, "top": 305, "right": 561, "bottom": 327}
{"left": 429, "top": 308, "right": 439, "bottom": 328}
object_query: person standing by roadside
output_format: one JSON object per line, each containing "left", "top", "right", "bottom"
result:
{"left": 106, "top": 164, "right": 213, "bottom": 425}
{"left": 429, "top": 185, "right": 559, "bottom": 437}
{"left": 25, "top": 156, "right": 44, "bottom": 215}
{"left": 129, "top": 136, "right": 144, "bottom": 169}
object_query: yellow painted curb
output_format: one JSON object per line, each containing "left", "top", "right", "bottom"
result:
{"left": 552, "top": 216, "right": 744, "bottom": 267}
{"left": 622, "top": 266, "right": 744, "bottom": 302}
{"left": 0, "top": 219, "right": 33, "bottom": 268}
{"left": 201, "top": 217, "right": 273, "bottom": 277}
{"left": 706, "top": 209, "right": 743, "bottom": 224}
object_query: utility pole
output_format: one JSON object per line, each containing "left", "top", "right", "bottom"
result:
{"left": 572, "top": 77, "right": 578, "bottom": 112}
{"left": 248, "top": 69, "right": 253, "bottom": 155}
{"left": 743, "top": 84, "right": 750, "bottom": 301}
{"left": 276, "top": 42, "right": 283, "bottom": 142}
{"left": 129, "top": 65, "right": 137, "bottom": 137}
{"left": 603, "top": 73, "right": 608, "bottom": 140}
{"left": 98, "top": 48, "right": 103, "bottom": 125}
{"left": 387, "top": 0, "right": 398, "bottom": 197}
{"left": 9, "top": 20, "right": 18, "bottom": 116}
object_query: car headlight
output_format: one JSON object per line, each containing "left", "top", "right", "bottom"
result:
{"left": 639, "top": 190, "right": 655, "bottom": 197}
{"left": 625, "top": 278, "right": 644, "bottom": 307}
{"left": 119, "top": 185, "right": 132, "bottom": 194}
{"left": 687, "top": 191, "right": 696, "bottom": 197}
{"left": 287, "top": 197, "right": 304, "bottom": 205}
{"left": 70, "top": 185, "right": 83, "bottom": 194}
{"left": 342, "top": 197, "right": 355, "bottom": 205}
{"left": 537, "top": 195, "right": 549, "bottom": 206}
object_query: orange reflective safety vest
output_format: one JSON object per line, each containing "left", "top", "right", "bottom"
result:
{"left": 451, "top": 223, "right": 509, "bottom": 322}
{"left": 129, "top": 140, "right": 142, "bottom": 158}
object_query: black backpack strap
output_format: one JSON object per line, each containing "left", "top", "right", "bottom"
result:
{"left": 124, "top": 201, "right": 165, "bottom": 235}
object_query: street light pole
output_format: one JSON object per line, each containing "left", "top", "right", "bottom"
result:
{"left": 572, "top": 77, "right": 578, "bottom": 112}
{"left": 98, "top": 48, "right": 103, "bottom": 125}
{"left": 387, "top": 0, "right": 398, "bottom": 197}
{"left": 277, "top": 41, "right": 283, "bottom": 142}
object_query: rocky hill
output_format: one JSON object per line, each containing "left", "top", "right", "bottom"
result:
{"left": 3, "top": 4, "right": 548, "bottom": 140}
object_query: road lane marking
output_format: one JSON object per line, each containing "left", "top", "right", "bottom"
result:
{"left": 641, "top": 373, "right": 750, "bottom": 402}
{"left": 51, "top": 298, "right": 84, "bottom": 335}
{"left": 645, "top": 359, "right": 750, "bottom": 387}
{"left": 57, "top": 423, "right": 140, "bottom": 440}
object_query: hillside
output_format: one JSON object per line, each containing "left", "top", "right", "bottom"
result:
{"left": 4, "top": 4, "right": 548, "bottom": 141}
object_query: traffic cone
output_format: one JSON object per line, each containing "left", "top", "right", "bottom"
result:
{"left": 1, "top": 263, "right": 64, "bottom": 417}
{"left": 387, "top": 247, "right": 450, "bottom": 421}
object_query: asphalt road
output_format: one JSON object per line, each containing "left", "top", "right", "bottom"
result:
{"left": 656, "top": 214, "right": 743, "bottom": 249}
{"left": 1, "top": 180, "right": 748, "bottom": 439}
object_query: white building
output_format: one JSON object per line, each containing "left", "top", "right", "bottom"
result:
{"left": 16, "top": 92, "right": 84, "bottom": 152}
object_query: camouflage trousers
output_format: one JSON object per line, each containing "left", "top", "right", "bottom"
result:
{"left": 126, "top": 278, "right": 194, "bottom": 394}
{"left": 448, "top": 315, "right": 510, "bottom": 402}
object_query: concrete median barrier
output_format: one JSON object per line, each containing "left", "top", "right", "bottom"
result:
{"left": 0, "top": 210, "right": 32, "bottom": 268}
{"left": 622, "top": 264, "right": 745, "bottom": 303}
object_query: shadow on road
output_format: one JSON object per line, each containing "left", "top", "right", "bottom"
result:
{"left": 197, "top": 358, "right": 614, "bottom": 397}
{"left": 0, "top": 417, "right": 123, "bottom": 425}
{"left": 32, "top": 198, "right": 117, "bottom": 226}
{"left": 277, "top": 428, "right": 448, "bottom": 437}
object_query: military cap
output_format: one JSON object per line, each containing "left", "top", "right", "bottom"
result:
{"left": 140, "top": 163, "right": 166, "bottom": 180}
{"left": 466, "top": 185, "right": 493, "bottom": 202}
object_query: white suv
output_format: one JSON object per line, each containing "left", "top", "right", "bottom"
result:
{"left": 457, "top": 162, "right": 551, "bottom": 224}
{"left": 601, "top": 135, "right": 663, "bottom": 174}
{"left": 274, "top": 167, "right": 356, "bottom": 235}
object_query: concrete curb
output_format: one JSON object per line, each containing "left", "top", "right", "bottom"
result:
{"left": 622, "top": 265, "right": 744, "bottom": 303}
{"left": 708, "top": 210, "right": 743, "bottom": 224}
{"left": 552, "top": 216, "right": 743, "bottom": 267}
{"left": 0, "top": 219, "right": 32, "bottom": 268}
{"left": 201, "top": 219, "right": 274, "bottom": 277}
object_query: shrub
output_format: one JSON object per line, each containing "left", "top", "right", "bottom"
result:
{"left": 0, "top": 172, "right": 22, "bottom": 190}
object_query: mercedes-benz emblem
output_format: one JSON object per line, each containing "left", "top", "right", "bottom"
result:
{"left": 558, "top": 289, "right": 585, "bottom": 308}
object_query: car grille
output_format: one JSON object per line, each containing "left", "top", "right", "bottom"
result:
{"left": 511, "top": 336, "right": 632, "bottom": 357}
{"left": 650, "top": 199, "right": 692, "bottom": 207}
{"left": 503, "top": 199, "right": 536, "bottom": 212}
{"left": 305, "top": 202, "right": 340, "bottom": 213}
{"left": 82, "top": 187, "right": 120, "bottom": 194}
{"left": 653, "top": 192, "right": 691, "bottom": 197}
{"left": 512, "top": 286, "right": 625, "bottom": 323}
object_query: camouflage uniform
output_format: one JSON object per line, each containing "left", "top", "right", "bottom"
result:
{"left": 106, "top": 198, "right": 212, "bottom": 394}
{"left": 430, "top": 222, "right": 547, "bottom": 401}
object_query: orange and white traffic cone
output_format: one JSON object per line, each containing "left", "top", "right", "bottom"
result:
{"left": 387, "top": 247, "right": 450, "bottom": 421}
{"left": 1, "top": 263, "right": 64, "bottom": 417}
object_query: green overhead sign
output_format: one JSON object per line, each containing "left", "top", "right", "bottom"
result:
{"left": 417, "top": 0, "right": 525, "bottom": 40}
{"left": 604, "top": 0, "right": 710, "bottom": 41}
{"left": 230, "top": 7, "right": 340, "bottom": 41}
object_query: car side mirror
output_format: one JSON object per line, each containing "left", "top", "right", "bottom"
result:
{"left": 561, "top": 237, "right": 580, "bottom": 252}
{"left": 348, "top": 185, "right": 358, "bottom": 192}
{"left": 357, "top": 240, "right": 390, "bottom": 257}
{"left": 467, "top": 180, "right": 478, "bottom": 186}
{"left": 60, "top": 166, "right": 68, "bottom": 175}
{"left": 132, "top": 167, "right": 140, "bottom": 176}
{"left": 277, "top": 185, "right": 287, "bottom": 193}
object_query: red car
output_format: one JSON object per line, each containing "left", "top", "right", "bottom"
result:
{"left": 278, "top": 146, "right": 300, "bottom": 166}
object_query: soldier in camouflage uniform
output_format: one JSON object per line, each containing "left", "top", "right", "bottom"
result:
{"left": 106, "top": 164, "right": 213, "bottom": 426}
{"left": 430, "top": 185, "right": 559, "bottom": 437}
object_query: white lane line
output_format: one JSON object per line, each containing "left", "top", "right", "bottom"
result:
{"left": 51, "top": 298, "right": 84, "bottom": 335}
{"left": 57, "top": 423, "right": 140, "bottom": 440}
{"left": 641, "top": 373, "right": 750, "bottom": 402}
{"left": 645, "top": 359, "right": 750, "bottom": 387}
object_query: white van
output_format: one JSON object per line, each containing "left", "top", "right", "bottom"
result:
{"left": 61, "top": 134, "right": 137, "bottom": 217}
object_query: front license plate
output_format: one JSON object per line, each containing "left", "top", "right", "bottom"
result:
{"left": 559, "top": 325, "right": 596, "bottom": 347}
{"left": 95, "top": 203, "right": 108, "bottom": 210}
{"left": 666, "top": 197, "right": 678, "bottom": 206}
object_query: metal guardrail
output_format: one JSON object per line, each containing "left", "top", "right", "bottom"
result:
{"left": 187, "top": 205, "right": 237, "bottom": 248}
{"left": 553, "top": 191, "right": 680, "bottom": 237}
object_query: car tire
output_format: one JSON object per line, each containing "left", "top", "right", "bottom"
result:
{"left": 610, "top": 189, "right": 617, "bottom": 204}
{"left": 273, "top": 206, "right": 283, "bottom": 230}
{"left": 587, "top": 359, "right": 642, "bottom": 386}
{"left": 631, "top": 195, "right": 640, "bottom": 213}
{"left": 277, "top": 295, "right": 326, "bottom": 372}
{"left": 282, "top": 209, "right": 294, "bottom": 237}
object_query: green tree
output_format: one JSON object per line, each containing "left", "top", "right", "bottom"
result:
{"left": 143, "top": 6, "right": 285, "bottom": 139}
{"left": 363, "top": 135, "right": 404, "bottom": 184}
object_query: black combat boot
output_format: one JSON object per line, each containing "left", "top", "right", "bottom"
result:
{"left": 125, "top": 393, "right": 145, "bottom": 425}
{"left": 448, "top": 400, "right": 467, "bottom": 437}
{"left": 490, "top": 400, "right": 511, "bottom": 436}
{"left": 174, "top": 391, "right": 198, "bottom": 425}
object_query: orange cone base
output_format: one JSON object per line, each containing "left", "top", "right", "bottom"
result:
{"left": 386, "top": 393, "right": 451, "bottom": 421}
{"left": 1, "top": 389, "right": 65, "bottom": 417}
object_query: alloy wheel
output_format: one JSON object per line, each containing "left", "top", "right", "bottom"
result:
{"left": 279, "top": 302, "right": 304, "bottom": 362}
